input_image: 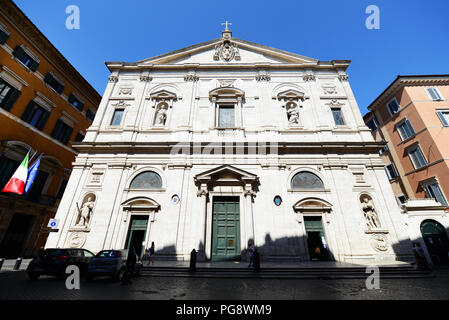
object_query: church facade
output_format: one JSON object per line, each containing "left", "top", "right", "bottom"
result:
{"left": 46, "top": 28, "right": 413, "bottom": 264}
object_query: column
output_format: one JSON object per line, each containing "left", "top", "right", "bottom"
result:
{"left": 197, "top": 183, "right": 209, "bottom": 259}
{"left": 244, "top": 183, "right": 256, "bottom": 248}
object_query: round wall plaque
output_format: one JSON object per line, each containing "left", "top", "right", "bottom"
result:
{"left": 171, "top": 194, "right": 180, "bottom": 204}
{"left": 274, "top": 195, "right": 282, "bottom": 206}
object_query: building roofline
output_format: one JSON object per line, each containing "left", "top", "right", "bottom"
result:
{"left": 0, "top": 1, "right": 101, "bottom": 105}
{"left": 367, "top": 74, "right": 449, "bottom": 112}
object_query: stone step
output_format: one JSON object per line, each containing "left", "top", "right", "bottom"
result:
{"left": 142, "top": 266, "right": 433, "bottom": 279}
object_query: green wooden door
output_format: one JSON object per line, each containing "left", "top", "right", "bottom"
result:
{"left": 212, "top": 197, "right": 240, "bottom": 261}
{"left": 304, "top": 216, "right": 329, "bottom": 261}
{"left": 125, "top": 215, "right": 149, "bottom": 258}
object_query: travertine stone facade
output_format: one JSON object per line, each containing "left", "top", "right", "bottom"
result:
{"left": 46, "top": 30, "right": 413, "bottom": 264}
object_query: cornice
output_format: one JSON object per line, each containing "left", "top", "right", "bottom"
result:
{"left": 0, "top": 1, "right": 101, "bottom": 105}
{"left": 368, "top": 75, "right": 449, "bottom": 112}
{"left": 72, "top": 141, "right": 385, "bottom": 154}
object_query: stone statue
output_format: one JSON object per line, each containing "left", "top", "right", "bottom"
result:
{"left": 76, "top": 197, "right": 94, "bottom": 227}
{"left": 362, "top": 197, "right": 380, "bottom": 229}
{"left": 155, "top": 106, "right": 167, "bottom": 125}
{"left": 286, "top": 103, "right": 300, "bottom": 125}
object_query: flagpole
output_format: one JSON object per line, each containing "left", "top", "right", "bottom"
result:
{"left": 29, "top": 153, "right": 44, "bottom": 168}
{"left": 28, "top": 149, "right": 38, "bottom": 163}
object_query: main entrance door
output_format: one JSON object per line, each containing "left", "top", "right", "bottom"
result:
{"left": 212, "top": 196, "right": 240, "bottom": 261}
{"left": 125, "top": 215, "right": 149, "bottom": 258}
{"left": 304, "top": 216, "right": 329, "bottom": 261}
{"left": 421, "top": 219, "right": 449, "bottom": 265}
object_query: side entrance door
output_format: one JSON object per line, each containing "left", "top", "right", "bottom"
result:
{"left": 212, "top": 196, "right": 240, "bottom": 261}
{"left": 125, "top": 215, "right": 149, "bottom": 259}
{"left": 304, "top": 216, "right": 329, "bottom": 261}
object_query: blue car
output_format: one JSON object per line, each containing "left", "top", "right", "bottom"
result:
{"left": 87, "top": 249, "right": 142, "bottom": 281}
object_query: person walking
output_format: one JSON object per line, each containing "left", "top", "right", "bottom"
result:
{"left": 247, "top": 242, "right": 255, "bottom": 268}
{"left": 148, "top": 242, "right": 155, "bottom": 266}
{"left": 122, "top": 245, "right": 137, "bottom": 285}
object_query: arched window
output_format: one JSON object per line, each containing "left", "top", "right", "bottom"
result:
{"left": 291, "top": 171, "right": 324, "bottom": 190}
{"left": 130, "top": 171, "right": 162, "bottom": 189}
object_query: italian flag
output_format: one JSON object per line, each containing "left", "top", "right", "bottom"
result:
{"left": 2, "top": 153, "right": 29, "bottom": 195}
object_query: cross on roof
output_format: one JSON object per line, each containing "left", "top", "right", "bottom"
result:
{"left": 221, "top": 20, "right": 232, "bottom": 31}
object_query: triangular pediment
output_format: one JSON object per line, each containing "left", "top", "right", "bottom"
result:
{"left": 138, "top": 38, "right": 318, "bottom": 66}
{"left": 195, "top": 165, "right": 258, "bottom": 183}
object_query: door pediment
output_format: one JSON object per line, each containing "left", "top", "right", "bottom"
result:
{"left": 121, "top": 196, "right": 160, "bottom": 211}
{"left": 195, "top": 165, "right": 258, "bottom": 185}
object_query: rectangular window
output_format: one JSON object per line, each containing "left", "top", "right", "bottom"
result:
{"left": 366, "top": 117, "right": 377, "bottom": 131}
{"left": 0, "top": 79, "right": 21, "bottom": 111}
{"left": 21, "top": 101, "right": 50, "bottom": 130}
{"left": 68, "top": 93, "right": 84, "bottom": 112}
{"left": 387, "top": 99, "right": 400, "bottom": 115}
{"left": 86, "top": 109, "right": 95, "bottom": 122}
{"left": 397, "top": 119, "right": 415, "bottom": 140}
{"left": 51, "top": 120, "right": 74, "bottom": 144}
{"left": 396, "top": 195, "right": 407, "bottom": 205}
{"left": 385, "top": 163, "right": 399, "bottom": 180}
{"left": 436, "top": 110, "right": 449, "bottom": 127}
{"left": 331, "top": 108, "right": 345, "bottom": 126}
{"left": 44, "top": 73, "right": 64, "bottom": 94}
{"left": 12, "top": 45, "right": 39, "bottom": 72}
{"left": 218, "top": 105, "right": 235, "bottom": 128}
{"left": 424, "top": 182, "right": 448, "bottom": 206}
{"left": 111, "top": 109, "right": 124, "bottom": 126}
{"left": 408, "top": 145, "right": 428, "bottom": 169}
{"left": 426, "top": 88, "right": 443, "bottom": 101}
{"left": 0, "top": 22, "right": 9, "bottom": 44}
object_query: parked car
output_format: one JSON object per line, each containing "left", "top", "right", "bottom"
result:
{"left": 87, "top": 249, "right": 142, "bottom": 281}
{"left": 26, "top": 248, "right": 95, "bottom": 280}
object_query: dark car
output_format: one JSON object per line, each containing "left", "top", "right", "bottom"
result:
{"left": 87, "top": 249, "right": 142, "bottom": 281}
{"left": 26, "top": 248, "right": 95, "bottom": 280}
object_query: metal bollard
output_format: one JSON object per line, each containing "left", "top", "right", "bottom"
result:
{"left": 0, "top": 258, "right": 4, "bottom": 271}
{"left": 13, "top": 257, "right": 22, "bottom": 271}
{"left": 189, "top": 249, "right": 197, "bottom": 273}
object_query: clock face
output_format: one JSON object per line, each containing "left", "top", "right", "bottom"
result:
{"left": 274, "top": 196, "right": 282, "bottom": 206}
{"left": 171, "top": 195, "right": 180, "bottom": 204}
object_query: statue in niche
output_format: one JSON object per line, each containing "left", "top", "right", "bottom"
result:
{"left": 154, "top": 104, "right": 168, "bottom": 126}
{"left": 76, "top": 196, "right": 94, "bottom": 227}
{"left": 286, "top": 102, "right": 300, "bottom": 125}
{"left": 361, "top": 197, "right": 381, "bottom": 229}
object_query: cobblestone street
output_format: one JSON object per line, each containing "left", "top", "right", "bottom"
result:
{"left": 1, "top": 269, "right": 449, "bottom": 300}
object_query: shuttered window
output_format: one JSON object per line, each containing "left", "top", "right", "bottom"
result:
{"left": 68, "top": 93, "right": 84, "bottom": 112}
{"left": 21, "top": 100, "right": 50, "bottom": 130}
{"left": 397, "top": 119, "right": 415, "bottom": 140}
{"left": 51, "top": 119, "right": 73, "bottom": 145}
{"left": 426, "top": 88, "right": 443, "bottom": 101}
{"left": 408, "top": 145, "right": 428, "bottom": 169}
{"left": 436, "top": 110, "right": 449, "bottom": 126}
{"left": 44, "top": 73, "right": 64, "bottom": 94}
{"left": 387, "top": 99, "right": 400, "bottom": 115}
{"left": 0, "top": 22, "right": 9, "bottom": 44}
{"left": 424, "top": 182, "right": 447, "bottom": 206}
{"left": 0, "top": 79, "right": 21, "bottom": 111}
{"left": 12, "top": 45, "right": 39, "bottom": 72}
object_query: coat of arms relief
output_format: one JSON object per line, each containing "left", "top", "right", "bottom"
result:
{"left": 214, "top": 41, "right": 241, "bottom": 62}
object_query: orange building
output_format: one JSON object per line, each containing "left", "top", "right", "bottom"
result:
{"left": 364, "top": 75, "right": 449, "bottom": 207}
{"left": 0, "top": 1, "right": 101, "bottom": 258}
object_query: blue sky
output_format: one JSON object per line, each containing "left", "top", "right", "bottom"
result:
{"left": 14, "top": 0, "right": 449, "bottom": 115}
